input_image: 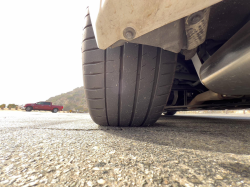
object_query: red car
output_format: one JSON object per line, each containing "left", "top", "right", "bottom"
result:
{"left": 24, "top": 102, "right": 63, "bottom": 113}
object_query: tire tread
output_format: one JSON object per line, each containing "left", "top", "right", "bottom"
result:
{"left": 82, "top": 10, "right": 176, "bottom": 126}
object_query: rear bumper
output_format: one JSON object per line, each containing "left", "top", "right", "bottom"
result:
{"left": 88, "top": 0, "right": 221, "bottom": 50}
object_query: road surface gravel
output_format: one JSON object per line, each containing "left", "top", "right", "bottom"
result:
{"left": 0, "top": 111, "right": 250, "bottom": 187}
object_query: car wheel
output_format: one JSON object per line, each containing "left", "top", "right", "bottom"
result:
{"left": 82, "top": 12, "right": 177, "bottom": 126}
{"left": 163, "top": 111, "right": 177, "bottom": 116}
{"left": 25, "top": 107, "right": 32, "bottom": 112}
{"left": 52, "top": 108, "right": 58, "bottom": 113}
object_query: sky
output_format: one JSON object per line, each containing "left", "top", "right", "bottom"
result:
{"left": 0, "top": 0, "right": 88, "bottom": 106}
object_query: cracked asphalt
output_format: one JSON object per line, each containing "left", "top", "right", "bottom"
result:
{"left": 0, "top": 111, "right": 250, "bottom": 187}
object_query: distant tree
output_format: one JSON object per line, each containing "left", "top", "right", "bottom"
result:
{"left": 0, "top": 104, "right": 6, "bottom": 109}
{"left": 7, "top": 104, "right": 17, "bottom": 109}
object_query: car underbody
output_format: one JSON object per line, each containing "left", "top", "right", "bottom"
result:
{"left": 163, "top": 0, "right": 250, "bottom": 112}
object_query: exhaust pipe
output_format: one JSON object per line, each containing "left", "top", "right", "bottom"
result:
{"left": 200, "top": 21, "right": 250, "bottom": 95}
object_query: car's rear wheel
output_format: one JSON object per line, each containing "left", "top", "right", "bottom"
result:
{"left": 25, "top": 107, "right": 32, "bottom": 112}
{"left": 52, "top": 108, "right": 58, "bottom": 113}
{"left": 82, "top": 13, "right": 177, "bottom": 126}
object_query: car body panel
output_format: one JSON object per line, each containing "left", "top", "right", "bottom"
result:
{"left": 88, "top": 0, "right": 222, "bottom": 49}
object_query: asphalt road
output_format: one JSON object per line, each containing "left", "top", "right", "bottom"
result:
{"left": 0, "top": 111, "right": 250, "bottom": 187}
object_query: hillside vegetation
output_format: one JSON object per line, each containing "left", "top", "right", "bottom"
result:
{"left": 46, "top": 86, "right": 88, "bottom": 112}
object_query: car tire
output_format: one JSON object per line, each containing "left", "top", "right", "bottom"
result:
{"left": 25, "top": 107, "right": 32, "bottom": 112}
{"left": 82, "top": 12, "right": 177, "bottom": 126}
{"left": 52, "top": 108, "right": 58, "bottom": 113}
{"left": 163, "top": 111, "right": 177, "bottom": 116}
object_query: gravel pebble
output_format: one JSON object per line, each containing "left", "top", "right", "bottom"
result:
{"left": 97, "top": 179, "right": 106, "bottom": 184}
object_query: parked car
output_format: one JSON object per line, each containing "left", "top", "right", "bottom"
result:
{"left": 24, "top": 102, "right": 63, "bottom": 113}
{"left": 83, "top": 0, "right": 250, "bottom": 126}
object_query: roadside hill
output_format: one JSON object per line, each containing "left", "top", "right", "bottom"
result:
{"left": 46, "top": 86, "right": 88, "bottom": 112}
